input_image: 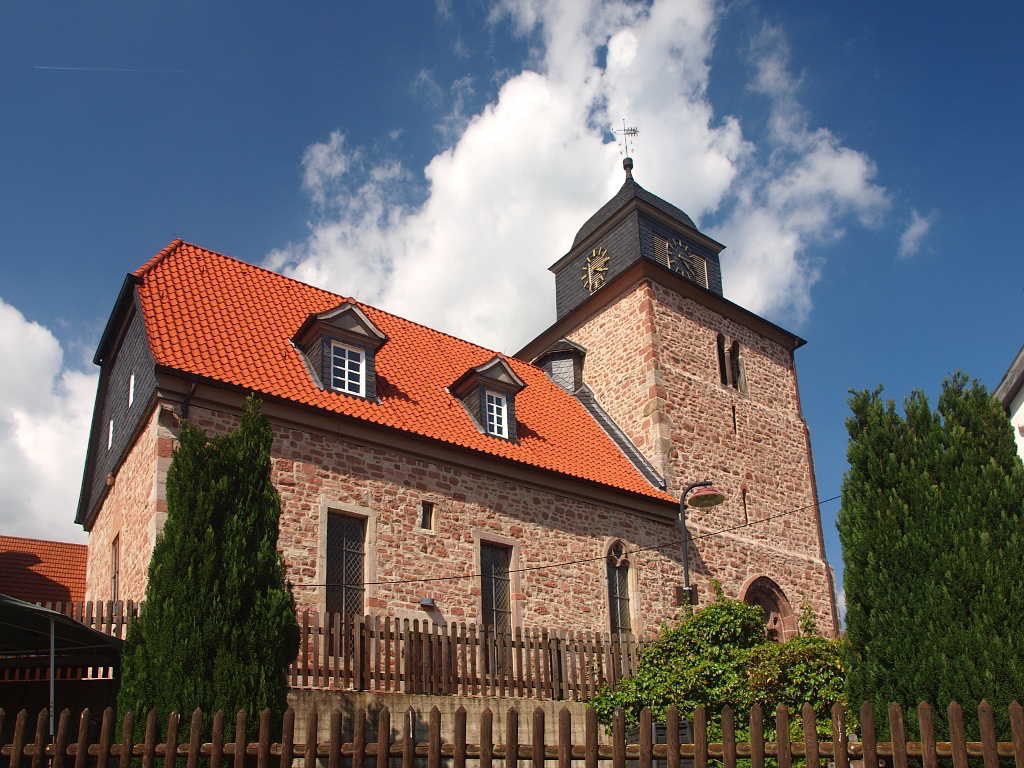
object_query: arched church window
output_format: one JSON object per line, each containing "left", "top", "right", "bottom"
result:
{"left": 607, "top": 540, "right": 631, "bottom": 635}
{"left": 716, "top": 334, "right": 728, "bottom": 386}
{"left": 742, "top": 577, "right": 793, "bottom": 642}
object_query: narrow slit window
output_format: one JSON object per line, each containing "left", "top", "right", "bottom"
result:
{"left": 111, "top": 534, "right": 120, "bottom": 601}
{"left": 330, "top": 341, "right": 366, "bottom": 397}
{"left": 716, "top": 334, "right": 728, "bottom": 386}
{"left": 607, "top": 541, "right": 631, "bottom": 635}
{"left": 326, "top": 513, "right": 366, "bottom": 618}
{"left": 485, "top": 390, "right": 508, "bottom": 438}
{"left": 419, "top": 500, "right": 435, "bottom": 530}
{"left": 128, "top": 373, "right": 135, "bottom": 408}
{"left": 480, "top": 542, "right": 512, "bottom": 631}
{"left": 107, "top": 418, "right": 114, "bottom": 450}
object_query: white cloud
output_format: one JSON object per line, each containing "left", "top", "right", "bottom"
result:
{"left": 0, "top": 298, "right": 95, "bottom": 543}
{"left": 268, "top": 0, "right": 890, "bottom": 352}
{"left": 898, "top": 208, "right": 937, "bottom": 259}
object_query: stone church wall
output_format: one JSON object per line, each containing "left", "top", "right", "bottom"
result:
{"left": 82, "top": 394, "right": 835, "bottom": 637}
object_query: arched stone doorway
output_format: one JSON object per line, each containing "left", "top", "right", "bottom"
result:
{"left": 741, "top": 576, "right": 795, "bottom": 641}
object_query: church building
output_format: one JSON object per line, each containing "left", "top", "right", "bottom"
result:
{"left": 76, "top": 159, "right": 838, "bottom": 639}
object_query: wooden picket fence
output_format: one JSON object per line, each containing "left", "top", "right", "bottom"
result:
{"left": 8, "top": 602, "right": 646, "bottom": 701}
{"left": 4, "top": 700, "right": 1024, "bottom": 768}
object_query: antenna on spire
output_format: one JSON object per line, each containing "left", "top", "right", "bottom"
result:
{"left": 612, "top": 118, "right": 639, "bottom": 177}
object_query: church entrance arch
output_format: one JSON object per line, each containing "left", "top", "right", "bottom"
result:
{"left": 740, "top": 576, "right": 795, "bottom": 641}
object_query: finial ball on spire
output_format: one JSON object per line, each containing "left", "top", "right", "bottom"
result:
{"left": 623, "top": 156, "right": 634, "bottom": 177}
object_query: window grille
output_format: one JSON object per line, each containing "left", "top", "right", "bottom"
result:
{"left": 326, "top": 513, "right": 366, "bottom": 617}
{"left": 607, "top": 541, "right": 631, "bottom": 635}
{"left": 484, "top": 390, "right": 508, "bottom": 438}
{"left": 480, "top": 542, "right": 511, "bottom": 631}
{"left": 330, "top": 341, "right": 365, "bottom": 396}
{"left": 653, "top": 235, "right": 670, "bottom": 267}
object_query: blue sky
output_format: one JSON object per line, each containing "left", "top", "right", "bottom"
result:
{"left": 2, "top": 0, "right": 1022, "bottom": 616}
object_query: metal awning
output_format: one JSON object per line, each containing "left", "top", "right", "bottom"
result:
{"left": 0, "top": 593, "right": 122, "bottom": 665}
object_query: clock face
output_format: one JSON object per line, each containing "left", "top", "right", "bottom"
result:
{"left": 668, "top": 238, "right": 695, "bottom": 280}
{"left": 581, "top": 247, "right": 611, "bottom": 294}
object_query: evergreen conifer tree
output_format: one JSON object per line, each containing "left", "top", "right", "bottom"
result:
{"left": 118, "top": 396, "right": 299, "bottom": 731}
{"left": 840, "top": 372, "right": 1024, "bottom": 739}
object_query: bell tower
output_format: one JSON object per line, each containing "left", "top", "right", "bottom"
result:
{"left": 518, "top": 158, "right": 838, "bottom": 634}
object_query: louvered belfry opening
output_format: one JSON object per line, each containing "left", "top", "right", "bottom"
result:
{"left": 326, "top": 513, "right": 366, "bottom": 617}
{"left": 607, "top": 541, "right": 631, "bottom": 635}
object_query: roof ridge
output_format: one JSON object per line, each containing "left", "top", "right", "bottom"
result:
{"left": 133, "top": 238, "right": 184, "bottom": 277}
{"left": 0, "top": 534, "right": 87, "bottom": 549}
{"left": 150, "top": 239, "right": 545, "bottom": 373}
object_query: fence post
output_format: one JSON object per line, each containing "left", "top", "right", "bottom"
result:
{"left": 749, "top": 704, "right": 764, "bottom": 768}
{"left": 979, "top": 701, "right": 999, "bottom": 768}
{"left": 506, "top": 709, "right": 519, "bottom": 768}
{"left": 532, "top": 709, "right": 545, "bottom": 768}
{"left": 376, "top": 708, "right": 390, "bottom": 768}
{"left": 354, "top": 616, "right": 365, "bottom": 691}
{"left": 1009, "top": 701, "right": 1024, "bottom": 768}
{"left": 888, "top": 703, "right": 907, "bottom": 768}
{"left": 918, "top": 702, "right": 936, "bottom": 768}
{"left": 303, "top": 710, "right": 318, "bottom": 768}
{"left": 694, "top": 706, "right": 708, "bottom": 768}
{"left": 454, "top": 707, "right": 468, "bottom": 768}
{"left": 667, "top": 705, "right": 681, "bottom": 768}
{"left": 10, "top": 709, "right": 27, "bottom": 768}
{"left": 481, "top": 709, "right": 493, "bottom": 768}
{"left": 30, "top": 708, "right": 47, "bottom": 768}
{"left": 210, "top": 711, "right": 225, "bottom": 768}
{"left": 722, "top": 706, "right": 736, "bottom": 768}
{"left": 52, "top": 710, "right": 69, "bottom": 768}
{"left": 775, "top": 705, "right": 790, "bottom": 768}
{"left": 280, "top": 709, "right": 295, "bottom": 768}
{"left": 639, "top": 708, "right": 653, "bottom": 768}
{"left": 232, "top": 710, "right": 246, "bottom": 768}
{"left": 948, "top": 701, "right": 967, "bottom": 768}
{"left": 164, "top": 712, "right": 180, "bottom": 768}
{"left": 558, "top": 708, "right": 572, "bottom": 768}
{"left": 75, "top": 709, "right": 91, "bottom": 768}
{"left": 859, "top": 703, "right": 876, "bottom": 768}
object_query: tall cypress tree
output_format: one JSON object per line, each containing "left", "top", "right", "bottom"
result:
{"left": 118, "top": 396, "right": 299, "bottom": 731}
{"left": 840, "top": 372, "right": 1024, "bottom": 738}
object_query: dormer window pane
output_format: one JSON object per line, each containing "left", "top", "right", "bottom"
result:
{"left": 485, "top": 390, "right": 508, "bottom": 438}
{"left": 331, "top": 341, "right": 365, "bottom": 397}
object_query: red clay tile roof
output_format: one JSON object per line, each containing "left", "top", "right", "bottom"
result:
{"left": 0, "top": 535, "right": 87, "bottom": 603}
{"left": 134, "top": 240, "right": 675, "bottom": 504}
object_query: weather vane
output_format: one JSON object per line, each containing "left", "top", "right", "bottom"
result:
{"left": 613, "top": 118, "right": 639, "bottom": 158}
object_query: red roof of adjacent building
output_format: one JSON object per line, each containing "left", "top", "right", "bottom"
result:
{"left": 0, "top": 535, "right": 87, "bottom": 604}
{"left": 133, "top": 240, "right": 675, "bottom": 504}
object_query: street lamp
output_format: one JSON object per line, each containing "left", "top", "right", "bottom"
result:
{"left": 677, "top": 481, "right": 727, "bottom": 605}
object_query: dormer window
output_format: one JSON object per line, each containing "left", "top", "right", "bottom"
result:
{"left": 330, "top": 341, "right": 365, "bottom": 396}
{"left": 450, "top": 356, "right": 526, "bottom": 442}
{"left": 485, "top": 390, "right": 508, "bottom": 438}
{"left": 292, "top": 301, "right": 387, "bottom": 401}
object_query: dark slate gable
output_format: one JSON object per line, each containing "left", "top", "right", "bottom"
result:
{"left": 76, "top": 287, "right": 157, "bottom": 527}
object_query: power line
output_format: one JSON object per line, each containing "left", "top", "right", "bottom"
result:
{"left": 290, "top": 494, "right": 841, "bottom": 589}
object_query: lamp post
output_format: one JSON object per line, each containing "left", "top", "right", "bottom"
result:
{"left": 678, "top": 480, "right": 727, "bottom": 605}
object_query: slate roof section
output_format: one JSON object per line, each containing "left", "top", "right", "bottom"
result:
{"left": 132, "top": 240, "right": 676, "bottom": 504}
{"left": 0, "top": 535, "right": 87, "bottom": 603}
{"left": 572, "top": 174, "right": 698, "bottom": 248}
